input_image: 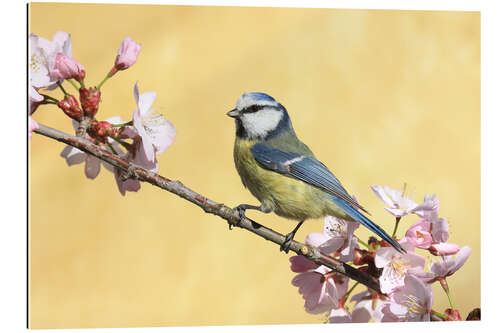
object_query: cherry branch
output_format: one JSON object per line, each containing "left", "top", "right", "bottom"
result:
{"left": 33, "top": 123, "right": 382, "bottom": 294}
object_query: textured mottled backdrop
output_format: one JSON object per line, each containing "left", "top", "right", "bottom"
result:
{"left": 29, "top": 3, "right": 480, "bottom": 328}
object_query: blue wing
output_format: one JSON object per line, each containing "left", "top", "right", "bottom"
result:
{"left": 250, "top": 143, "right": 367, "bottom": 213}
{"left": 250, "top": 143, "right": 404, "bottom": 253}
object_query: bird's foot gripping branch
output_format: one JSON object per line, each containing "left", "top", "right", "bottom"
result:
{"left": 29, "top": 31, "right": 479, "bottom": 324}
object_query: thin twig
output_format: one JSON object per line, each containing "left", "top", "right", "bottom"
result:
{"left": 33, "top": 123, "right": 383, "bottom": 294}
{"left": 76, "top": 116, "right": 91, "bottom": 137}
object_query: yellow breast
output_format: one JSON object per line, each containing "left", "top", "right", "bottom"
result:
{"left": 233, "top": 138, "right": 337, "bottom": 221}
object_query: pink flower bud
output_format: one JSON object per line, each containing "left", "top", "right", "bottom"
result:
{"left": 113, "top": 37, "right": 141, "bottom": 72}
{"left": 88, "top": 120, "right": 118, "bottom": 140}
{"left": 444, "top": 309, "right": 462, "bottom": 321}
{"left": 57, "top": 94, "right": 83, "bottom": 120}
{"left": 405, "top": 220, "right": 432, "bottom": 249}
{"left": 29, "top": 116, "right": 39, "bottom": 139}
{"left": 50, "top": 53, "right": 86, "bottom": 81}
{"left": 79, "top": 87, "right": 101, "bottom": 118}
{"left": 429, "top": 242, "right": 460, "bottom": 256}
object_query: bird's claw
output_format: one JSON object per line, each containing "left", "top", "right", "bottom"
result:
{"left": 235, "top": 205, "right": 246, "bottom": 227}
{"left": 228, "top": 205, "right": 246, "bottom": 230}
{"left": 120, "top": 163, "right": 140, "bottom": 181}
{"left": 280, "top": 232, "right": 294, "bottom": 253}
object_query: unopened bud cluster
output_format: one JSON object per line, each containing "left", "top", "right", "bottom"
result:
{"left": 79, "top": 87, "right": 101, "bottom": 118}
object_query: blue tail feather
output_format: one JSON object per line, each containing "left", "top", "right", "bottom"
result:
{"left": 329, "top": 197, "right": 405, "bottom": 253}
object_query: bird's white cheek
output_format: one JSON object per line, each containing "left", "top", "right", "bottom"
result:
{"left": 241, "top": 109, "right": 283, "bottom": 138}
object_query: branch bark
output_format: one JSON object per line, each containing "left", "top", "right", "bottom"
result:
{"left": 33, "top": 123, "right": 382, "bottom": 293}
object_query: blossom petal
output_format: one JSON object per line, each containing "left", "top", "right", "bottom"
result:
{"left": 389, "top": 303, "right": 407, "bottom": 316}
{"left": 84, "top": 155, "right": 101, "bottom": 179}
{"left": 137, "top": 90, "right": 157, "bottom": 116}
{"left": 329, "top": 308, "right": 352, "bottom": 323}
{"left": 405, "top": 252, "right": 426, "bottom": 269}
{"left": 289, "top": 255, "right": 318, "bottom": 273}
{"left": 371, "top": 185, "right": 395, "bottom": 207}
{"left": 448, "top": 246, "right": 471, "bottom": 275}
{"left": 305, "top": 232, "right": 330, "bottom": 247}
{"left": 407, "top": 267, "right": 435, "bottom": 283}
{"left": 350, "top": 290, "right": 370, "bottom": 303}
{"left": 431, "top": 258, "right": 455, "bottom": 277}
{"left": 319, "top": 237, "right": 345, "bottom": 254}
{"left": 60, "top": 145, "right": 86, "bottom": 166}
{"left": 52, "top": 30, "right": 72, "bottom": 56}
{"left": 384, "top": 207, "right": 406, "bottom": 217}
{"left": 29, "top": 117, "right": 39, "bottom": 139}
{"left": 379, "top": 265, "right": 405, "bottom": 294}
{"left": 352, "top": 300, "right": 373, "bottom": 323}
{"left": 133, "top": 109, "right": 156, "bottom": 163}
{"left": 106, "top": 116, "right": 126, "bottom": 125}
{"left": 114, "top": 169, "right": 141, "bottom": 196}
{"left": 374, "top": 247, "right": 394, "bottom": 268}
{"left": 133, "top": 81, "right": 140, "bottom": 107}
{"left": 388, "top": 275, "right": 434, "bottom": 321}
{"left": 405, "top": 219, "right": 432, "bottom": 249}
{"left": 411, "top": 194, "right": 439, "bottom": 217}
{"left": 152, "top": 119, "right": 176, "bottom": 155}
{"left": 429, "top": 242, "right": 460, "bottom": 256}
{"left": 292, "top": 271, "right": 328, "bottom": 314}
{"left": 29, "top": 85, "right": 44, "bottom": 104}
{"left": 431, "top": 217, "right": 450, "bottom": 242}
{"left": 339, "top": 237, "right": 358, "bottom": 262}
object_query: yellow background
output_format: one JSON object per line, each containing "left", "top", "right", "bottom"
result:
{"left": 29, "top": 3, "right": 480, "bottom": 329}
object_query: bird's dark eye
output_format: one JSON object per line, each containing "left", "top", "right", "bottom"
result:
{"left": 246, "top": 105, "right": 261, "bottom": 113}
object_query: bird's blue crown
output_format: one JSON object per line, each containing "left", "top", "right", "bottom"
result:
{"left": 246, "top": 92, "right": 276, "bottom": 102}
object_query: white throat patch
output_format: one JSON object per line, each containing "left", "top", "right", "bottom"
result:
{"left": 240, "top": 108, "right": 283, "bottom": 138}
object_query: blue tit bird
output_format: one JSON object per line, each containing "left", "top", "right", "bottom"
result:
{"left": 227, "top": 92, "right": 404, "bottom": 254}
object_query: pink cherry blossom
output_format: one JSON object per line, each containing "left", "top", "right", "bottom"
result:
{"left": 31, "top": 31, "right": 72, "bottom": 88}
{"left": 29, "top": 34, "right": 51, "bottom": 107}
{"left": 329, "top": 307, "right": 352, "bottom": 323}
{"left": 115, "top": 37, "right": 141, "bottom": 70}
{"left": 370, "top": 185, "right": 437, "bottom": 218}
{"left": 290, "top": 234, "right": 348, "bottom": 315}
{"left": 350, "top": 290, "right": 392, "bottom": 322}
{"left": 291, "top": 265, "right": 347, "bottom": 314}
{"left": 60, "top": 119, "right": 121, "bottom": 180}
{"left": 375, "top": 238, "right": 425, "bottom": 294}
{"left": 49, "top": 53, "right": 85, "bottom": 81}
{"left": 323, "top": 216, "right": 360, "bottom": 262}
{"left": 410, "top": 246, "right": 471, "bottom": 283}
{"left": 405, "top": 220, "right": 433, "bottom": 249}
{"left": 429, "top": 215, "right": 450, "bottom": 243}
{"left": 132, "top": 82, "right": 176, "bottom": 168}
{"left": 303, "top": 214, "right": 359, "bottom": 262}
{"left": 29, "top": 31, "right": 73, "bottom": 113}
{"left": 428, "top": 242, "right": 460, "bottom": 256}
{"left": 381, "top": 274, "right": 433, "bottom": 321}
{"left": 326, "top": 277, "right": 351, "bottom": 323}
{"left": 29, "top": 85, "right": 44, "bottom": 114}
{"left": 29, "top": 117, "right": 39, "bottom": 139}
{"left": 104, "top": 117, "right": 145, "bottom": 196}
{"left": 412, "top": 194, "right": 439, "bottom": 218}
{"left": 305, "top": 231, "right": 344, "bottom": 256}
{"left": 112, "top": 165, "right": 141, "bottom": 196}
{"left": 61, "top": 144, "right": 103, "bottom": 179}
{"left": 289, "top": 255, "right": 318, "bottom": 273}
{"left": 405, "top": 218, "right": 457, "bottom": 256}
{"left": 371, "top": 185, "right": 418, "bottom": 217}
{"left": 415, "top": 196, "right": 450, "bottom": 242}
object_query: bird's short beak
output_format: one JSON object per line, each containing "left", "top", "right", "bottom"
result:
{"left": 226, "top": 109, "right": 240, "bottom": 118}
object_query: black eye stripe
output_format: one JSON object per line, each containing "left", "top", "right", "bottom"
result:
{"left": 242, "top": 105, "right": 265, "bottom": 113}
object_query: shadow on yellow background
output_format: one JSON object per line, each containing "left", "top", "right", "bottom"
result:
{"left": 29, "top": 3, "right": 480, "bottom": 328}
